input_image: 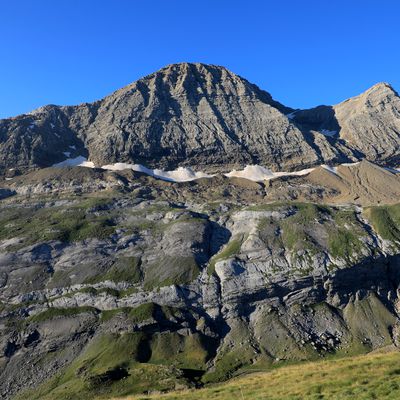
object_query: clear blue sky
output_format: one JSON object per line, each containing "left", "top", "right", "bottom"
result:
{"left": 1, "top": 0, "right": 399, "bottom": 119}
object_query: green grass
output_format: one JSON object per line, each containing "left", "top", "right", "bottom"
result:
{"left": 128, "top": 303, "right": 158, "bottom": 323}
{"left": 207, "top": 235, "right": 244, "bottom": 276}
{"left": 29, "top": 307, "right": 98, "bottom": 323}
{"left": 120, "top": 350, "right": 400, "bottom": 400}
{"left": 0, "top": 197, "right": 117, "bottom": 247}
{"left": 365, "top": 204, "right": 400, "bottom": 243}
{"left": 85, "top": 257, "right": 142, "bottom": 284}
{"left": 17, "top": 327, "right": 209, "bottom": 400}
{"left": 279, "top": 203, "right": 328, "bottom": 250}
{"left": 274, "top": 204, "right": 367, "bottom": 265}
{"left": 144, "top": 255, "right": 201, "bottom": 290}
{"left": 150, "top": 332, "right": 210, "bottom": 370}
{"left": 100, "top": 303, "right": 179, "bottom": 323}
{"left": 328, "top": 228, "right": 362, "bottom": 261}
{"left": 16, "top": 332, "right": 159, "bottom": 400}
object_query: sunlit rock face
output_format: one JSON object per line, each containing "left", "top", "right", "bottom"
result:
{"left": 2, "top": 63, "right": 400, "bottom": 179}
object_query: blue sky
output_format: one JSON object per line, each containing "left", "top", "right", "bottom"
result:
{"left": 1, "top": 0, "right": 399, "bottom": 118}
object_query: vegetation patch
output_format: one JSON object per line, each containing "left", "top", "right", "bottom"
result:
{"left": 150, "top": 332, "right": 211, "bottom": 370}
{"left": 144, "top": 255, "right": 200, "bottom": 290}
{"left": 29, "top": 307, "right": 98, "bottom": 323}
{"left": 120, "top": 350, "right": 400, "bottom": 400}
{"left": 208, "top": 235, "right": 244, "bottom": 276}
{"left": 85, "top": 257, "right": 142, "bottom": 284}
{"left": 364, "top": 204, "right": 400, "bottom": 243}
{"left": 100, "top": 302, "right": 180, "bottom": 324}
{"left": 0, "top": 198, "right": 117, "bottom": 247}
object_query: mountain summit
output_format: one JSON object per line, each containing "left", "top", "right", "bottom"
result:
{"left": 1, "top": 63, "right": 400, "bottom": 177}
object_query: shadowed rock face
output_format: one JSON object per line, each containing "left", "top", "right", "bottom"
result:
{"left": 1, "top": 63, "right": 400, "bottom": 177}
{"left": 292, "top": 83, "right": 400, "bottom": 165}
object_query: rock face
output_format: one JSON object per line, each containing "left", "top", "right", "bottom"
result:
{"left": 1, "top": 63, "right": 400, "bottom": 177}
{"left": 1, "top": 178, "right": 400, "bottom": 399}
{"left": 294, "top": 83, "right": 400, "bottom": 166}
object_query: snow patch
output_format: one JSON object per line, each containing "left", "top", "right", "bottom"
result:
{"left": 286, "top": 111, "right": 298, "bottom": 120}
{"left": 384, "top": 167, "right": 400, "bottom": 174}
{"left": 69, "top": 145, "right": 76, "bottom": 150}
{"left": 5, "top": 178, "right": 13, "bottom": 181}
{"left": 50, "top": 157, "right": 392, "bottom": 184}
{"left": 225, "top": 165, "right": 314, "bottom": 182}
{"left": 341, "top": 162, "right": 361, "bottom": 167}
{"left": 321, "top": 165, "right": 338, "bottom": 174}
{"left": 63, "top": 152, "right": 71, "bottom": 157}
{"left": 101, "top": 163, "right": 213, "bottom": 182}
{"left": 153, "top": 167, "right": 212, "bottom": 182}
{"left": 320, "top": 129, "right": 337, "bottom": 137}
{"left": 225, "top": 165, "right": 274, "bottom": 181}
{"left": 52, "top": 156, "right": 95, "bottom": 168}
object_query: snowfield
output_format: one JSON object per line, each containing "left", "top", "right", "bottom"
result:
{"left": 52, "top": 156, "right": 95, "bottom": 168}
{"left": 101, "top": 163, "right": 213, "bottom": 182}
{"left": 52, "top": 156, "right": 366, "bottom": 183}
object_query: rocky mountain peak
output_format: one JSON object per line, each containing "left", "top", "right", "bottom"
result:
{"left": 352, "top": 82, "right": 399, "bottom": 108}
{"left": 112, "top": 62, "right": 279, "bottom": 109}
{"left": 0, "top": 63, "right": 400, "bottom": 177}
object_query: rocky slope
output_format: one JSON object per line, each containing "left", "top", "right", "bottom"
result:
{"left": 1, "top": 63, "right": 400, "bottom": 178}
{"left": 293, "top": 82, "right": 400, "bottom": 165}
{"left": 1, "top": 63, "right": 400, "bottom": 399}
{"left": 1, "top": 170, "right": 400, "bottom": 399}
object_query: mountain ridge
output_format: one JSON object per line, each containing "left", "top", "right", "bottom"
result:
{"left": 1, "top": 63, "right": 399, "bottom": 178}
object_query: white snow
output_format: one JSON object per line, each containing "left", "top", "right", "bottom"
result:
{"left": 50, "top": 123, "right": 55, "bottom": 129}
{"left": 52, "top": 156, "right": 95, "bottom": 168}
{"left": 63, "top": 151, "right": 71, "bottom": 157}
{"left": 101, "top": 163, "right": 151, "bottom": 174}
{"left": 225, "top": 165, "right": 314, "bottom": 182}
{"left": 153, "top": 167, "right": 212, "bottom": 182}
{"left": 49, "top": 156, "right": 395, "bottom": 184}
{"left": 101, "top": 163, "right": 213, "bottom": 182}
{"left": 286, "top": 111, "right": 298, "bottom": 120}
{"left": 225, "top": 165, "right": 274, "bottom": 181}
{"left": 321, "top": 164, "right": 338, "bottom": 174}
{"left": 5, "top": 178, "right": 13, "bottom": 181}
{"left": 69, "top": 145, "right": 76, "bottom": 150}
{"left": 384, "top": 167, "right": 400, "bottom": 174}
{"left": 320, "top": 129, "right": 337, "bottom": 137}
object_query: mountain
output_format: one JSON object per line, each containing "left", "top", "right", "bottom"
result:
{"left": 2, "top": 169, "right": 400, "bottom": 399}
{"left": 293, "top": 82, "right": 400, "bottom": 165}
{"left": 2, "top": 64, "right": 400, "bottom": 400}
{"left": 1, "top": 63, "right": 400, "bottom": 178}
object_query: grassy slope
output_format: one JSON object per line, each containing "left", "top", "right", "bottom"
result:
{"left": 364, "top": 204, "right": 400, "bottom": 244}
{"left": 117, "top": 350, "right": 400, "bottom": 400}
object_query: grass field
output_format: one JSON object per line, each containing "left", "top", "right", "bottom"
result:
{"left": 114, "top": 349, "right": 400, "bottom": 400}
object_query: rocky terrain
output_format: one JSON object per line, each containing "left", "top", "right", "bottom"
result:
{"left": 1, "top": 63, "right": 400, "bottom": 399}
{"left": 1, "top": 63, "right": 400, "bottom": 178}
{"left": 0, "top": 161, "right": 400, "bottom": 399}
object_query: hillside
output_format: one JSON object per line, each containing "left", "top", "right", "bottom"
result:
{"left": 1, "top": 63, "right": 400, "bottom": 400}
{"left": 119, "top": 349, "right": 400, "bottom": 400}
